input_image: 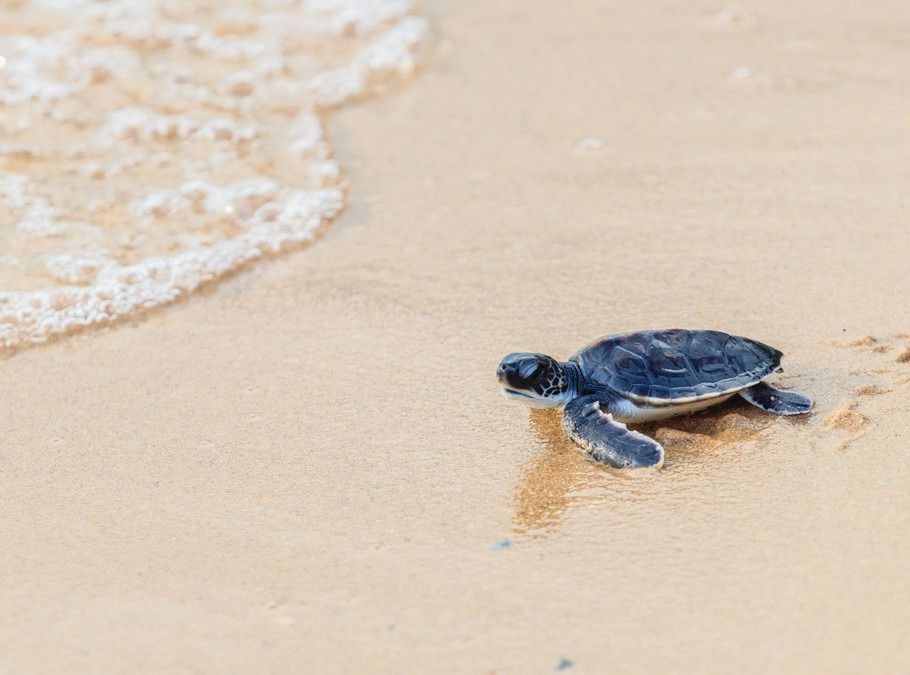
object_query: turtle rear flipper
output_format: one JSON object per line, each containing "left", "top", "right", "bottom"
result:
{"left": 740, "top": 382, "right": 813, "bottom": 415}
{"left": 563, "top": 393, "right": 665, "bottom": 469}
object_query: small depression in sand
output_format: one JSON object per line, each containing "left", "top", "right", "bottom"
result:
{"left": 854, "top": 383, "right": 889, "bottom": 396}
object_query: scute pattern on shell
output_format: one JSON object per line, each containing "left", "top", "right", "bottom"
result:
{"left": 570, "top": 329, "right": 782, "bottom": 404}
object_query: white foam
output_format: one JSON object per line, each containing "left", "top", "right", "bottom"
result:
{"left": 309, "top": 17, "right": 428, "bottom": 106}
{"left": 0, "top": 173, "right": 31, "bottom": 208}
{"left": 0, "top": 1, "right": 428, "bottom": 351}
{"left": 103, "top": 107, "right": 259, "bottom": 145}
{"left": 288, "top": 114, "right": 327, "bottom": 158}
{"left": 45, "top": 254, "right": 114, "bottom": 286}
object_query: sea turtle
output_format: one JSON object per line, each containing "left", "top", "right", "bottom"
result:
{"left": 496, "top": 328, "right": 813, "bottom": 469}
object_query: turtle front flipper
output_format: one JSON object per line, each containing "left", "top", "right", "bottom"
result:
{"left": 562, "top": 393, "right": 665, "bottom": 469}
{"left": 740, "top": 382, "right": 813, "bottom": 415}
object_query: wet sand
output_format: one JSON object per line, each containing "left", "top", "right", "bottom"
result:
{"left": 3, "top": 0, "right": 910, "bottom": 671}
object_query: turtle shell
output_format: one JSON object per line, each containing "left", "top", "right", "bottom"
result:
{"left": 570, "top": 329, "right": 782, "bottom": 404}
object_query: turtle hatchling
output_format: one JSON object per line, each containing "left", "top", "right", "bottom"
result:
{"left": 496, "top": 328, "right": 813, "bottom": 469}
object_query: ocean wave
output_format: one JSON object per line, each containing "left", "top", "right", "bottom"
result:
{"left": 0, "top": 0, "right": 428, "bottom": 351}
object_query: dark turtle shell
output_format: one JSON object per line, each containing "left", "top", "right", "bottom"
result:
{"left": 569, "top": 329, "right": 782, "bottom": 404}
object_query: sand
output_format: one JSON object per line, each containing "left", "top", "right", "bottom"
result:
{"left": 3, "top": 0, "right": 910, "bottom": 672}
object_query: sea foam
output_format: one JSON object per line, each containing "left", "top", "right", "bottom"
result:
{"left": 0, "top": 0, "right": 428, "bottom": 351}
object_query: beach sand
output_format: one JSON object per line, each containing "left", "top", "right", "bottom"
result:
{"left": 3, "top": 0, "right": 910, "bottom": 671}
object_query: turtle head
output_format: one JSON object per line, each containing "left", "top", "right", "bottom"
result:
{"left": 496, "top": 352, "right": 571, "bottom": 408}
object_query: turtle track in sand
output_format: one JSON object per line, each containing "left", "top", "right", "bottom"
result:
{"left": 827, "top": 332, "right": 910, "bottom": 448}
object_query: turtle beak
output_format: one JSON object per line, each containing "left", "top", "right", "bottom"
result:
{"left": 497, "top": 363, "right": 524, "bottom": 399}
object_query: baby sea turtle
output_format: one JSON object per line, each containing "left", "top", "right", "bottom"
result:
{"left": 496, "top": 328, "right": 813, "bottom": 469}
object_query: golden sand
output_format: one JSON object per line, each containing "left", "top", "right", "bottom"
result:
{"left": 2, "top": 1, "right": 910, "bottom": 672}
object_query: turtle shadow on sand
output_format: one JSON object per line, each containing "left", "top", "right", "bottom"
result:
{"left": 511, "top": 402, "right": 776, "bottom": 536}
{"left": 511, "top": 409, "right": 597, "bottom": 535}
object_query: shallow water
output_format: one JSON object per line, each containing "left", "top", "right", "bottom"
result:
{"left": 0, "top": 0, "right": 426, "bottom": 351}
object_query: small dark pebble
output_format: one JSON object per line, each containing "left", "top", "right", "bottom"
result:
{"left": 492, "top": 539, "right": 512, "bottom": 549}
{"left": 556, "top": 658, "right": 574, "bottom": 670}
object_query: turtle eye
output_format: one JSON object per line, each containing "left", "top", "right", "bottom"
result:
{"left": 519, "top": 360, "right": 543, "bottom": 381}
